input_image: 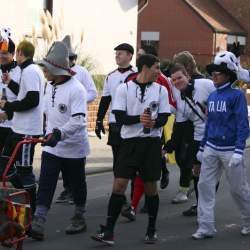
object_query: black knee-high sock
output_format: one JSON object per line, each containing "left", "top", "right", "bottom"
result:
{"left": 106, "top": 193, "right": 126, "bottom": 232}
{"left": 145, "top": 194, "right": 159, "bottom": 230}
{"left": 26, "top": 187, "right": 37, "bottom": 216}
{"left": 193, "top": 176, "right": 199, "bottom": 203}
{"left": 10, "top": 175, "right": 23, "bottom": 189}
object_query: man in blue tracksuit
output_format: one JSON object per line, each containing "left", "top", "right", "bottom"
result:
{"left": 192, "top": 51, "right": 250, "bottom": 239}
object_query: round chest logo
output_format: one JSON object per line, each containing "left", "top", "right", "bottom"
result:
{"left": 58, "top": 104, "right": 67, "bottom": 113}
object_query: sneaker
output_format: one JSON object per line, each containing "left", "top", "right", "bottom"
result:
{"left": 172, "top": 190, "right": 188, "bottom": 204}
{"left": 182, "top": 205, "right": 197, "bottom": 216}
{"left": 144, "top": 228, "right": 158, "bottom": 244}
{"left": 160, "top": 172, "right": 169, "bottom": 189}
{"left": 241, "top": 226, "right": 250, "bottom": 236}
{"left": 121, "top": 206, "right": 136, "bottom": 221}
{"left": 91, "top": 225, "right": 114, "bottom": 246}
{"left": 55, "top": 190, "right": 70, "bottom": 203}
{"left": 140, "top": 205, "right": 148, "bottom": 214}
{"left": 65, "top": 214, "right": 87, "bottom": 234}
{"left": 30, "top": 216, "right": 46, "bottom": 240}
{"left": 192, "top": 231, "right": 214, "bottom": 240}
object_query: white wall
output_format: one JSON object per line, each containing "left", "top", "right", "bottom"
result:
{"left": 0, "top": 0, "right": 43, "bottom": 41}
{"left": 1, "top": 0, "right": 138, "bottom": 74}
{"left": 53, "top": 0, "right": 138, "bottom": 74}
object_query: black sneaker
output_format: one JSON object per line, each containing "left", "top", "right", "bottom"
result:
{"left": 182, "top": 205, "right": 197, "bottom": 217}
{"left": 91, "top": 225, "right": 114, "bottom": 246}
{"left": 56, "top": 190, "right": 70, "bottom": 203}
{"left": 145, "top": 228, "right": 158, "bottom": 244}
{"left": 121, "top": 206, "right": 136, "bottom": 221}
{"left": 160, "top": 171, "right": 169, "bottom": 189}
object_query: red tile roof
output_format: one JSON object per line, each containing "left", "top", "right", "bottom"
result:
{"left": 184, "top": 0, "right": 247, "bottom": 35}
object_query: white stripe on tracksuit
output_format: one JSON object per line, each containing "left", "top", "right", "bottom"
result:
{"left": 197, "top": 146, "right": 250, "bottom": 234}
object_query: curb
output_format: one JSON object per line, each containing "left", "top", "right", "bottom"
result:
{"left": 86, "top": 166, "right": 112, "bottom": 176}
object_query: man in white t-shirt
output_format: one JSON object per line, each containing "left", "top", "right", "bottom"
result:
{"left": 91, "top": 54, "right": 170, "bottom": 245}
{"left": 55, "top": 35, "right": 97, "bottom": 204}
{"left": 0, "top": 40, "right": 44, "bottom": 215}
{"left": 0, "top": 34, "right": 21, "bottom": 150}
{"left": 95, "top": 43, "right": 135, "bottom": 171}
{"left": 30, "top": 42, "right": 90, "bottom": 240}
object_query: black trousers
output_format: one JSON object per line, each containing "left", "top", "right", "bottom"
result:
{"left": 37, "top": 151, "right": 86, "bottom": 209}
{"left": 173, "top": 121, "right": 194, "bottom": 188}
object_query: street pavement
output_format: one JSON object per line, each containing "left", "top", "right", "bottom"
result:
{"left": 23, "top": 139, "right": 250, "bottom": 250}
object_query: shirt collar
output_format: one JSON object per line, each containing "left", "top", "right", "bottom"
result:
{"left": 19, "top": 59, "right": 34, "bottom": 69}
{"left": 0, "top": 60, "right": 17, "bottom": 73}
{"left": 118, "top": 65, "right": 132, "bottom": 73}
{"left": 216, "top": 82, "right": 231, "bottom": 90}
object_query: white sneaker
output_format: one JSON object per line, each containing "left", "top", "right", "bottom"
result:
{"left": 172, "top": 190, "right": 188, "bottom": 204}
{"left": 192, "top": 232, "right": 214, "bottom": 240}
{"left": 241, "top": 226, "right": 250, "bottom": 236}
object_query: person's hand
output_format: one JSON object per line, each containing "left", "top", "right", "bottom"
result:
{"left": 42, "top": 128, "right": 61, "bottom": 147}
{"left": 230, "top": 42, "right": 241, "bottom": 58}
{"left": 95, "top": 120, "right": 105, "bottom": 139}
{"left": 0, "top": 112, "right": 7, "bottom": 123}
{"left": 229, "top": 153, "right": 242, "bottom": 167}
{"left": 196, "top": 150, "right": 203, "bottom": 163}
{"left": 140, "top": 112, "right": 155, "bottom": 128}
{"left": 163, "top": 140, "right": 175, "bottom": 153}
{"left": 1, "top": 72, "right": 11, "bottom": 85}
{"left": 162, "top": 149, "right": 168, "bottom": 160}
{"left": 0, "top": 100, "right": 6, "bottom": 109}
{"left": 192, "top": 164, "right": 201, "bottom": 177}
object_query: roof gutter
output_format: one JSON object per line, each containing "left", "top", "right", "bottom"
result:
{"left": 138, "top": 0, "right": 149, "bottom": 14}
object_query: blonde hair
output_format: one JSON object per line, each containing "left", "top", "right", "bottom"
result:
{"left": 173, "top": 51, "right": 200, "bottom": 76}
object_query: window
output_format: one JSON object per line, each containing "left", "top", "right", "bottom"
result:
{"left": 141, "top": 31, "right": 160, "bottom": 53}
{"left": 227, "top": 35, "right": 246, "bottom": 54}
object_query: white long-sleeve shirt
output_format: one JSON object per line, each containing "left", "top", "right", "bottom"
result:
{"left": 71, "top": 64, "right": 97, "bottom": 103}
{"left": 173, "top": 78, "right": 215, "bottom": 141}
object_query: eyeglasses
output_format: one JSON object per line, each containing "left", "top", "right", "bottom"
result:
{"left": 211, "top": 72, "right": 223, "bottom": 77}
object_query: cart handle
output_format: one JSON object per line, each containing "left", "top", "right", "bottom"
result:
{"left": 2, "top": 136, "right": 52, "bottom": 187}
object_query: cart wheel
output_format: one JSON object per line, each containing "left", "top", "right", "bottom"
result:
{"left": 0, "top": 244, "right": 17, "bottom": 250}
{"left": 0, "top": 240, "right": 23, "bottom": 250}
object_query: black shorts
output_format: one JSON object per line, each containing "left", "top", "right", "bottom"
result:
{"left": 107, "top": 123, "right": 122, "bottom": 146}
{"left": 114, "top": 137, "right": 162, "bottom": 182}
{"left": 0, "top": 127, "right": 12, "bottom": 152}
{"left": 191, "top": 140, "right": 201, "bottom": 165}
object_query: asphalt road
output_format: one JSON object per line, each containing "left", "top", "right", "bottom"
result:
{"left": 23, "top": 150, "right": 250, "bottom": 250}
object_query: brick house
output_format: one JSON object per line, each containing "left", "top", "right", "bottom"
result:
{"left": 137, "top": 0, "right": 248, "bottom": 66}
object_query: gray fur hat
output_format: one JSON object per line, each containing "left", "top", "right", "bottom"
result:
{"left": 38, "top": 41, "right": 75, "bottom": 76}
{"left": 62, "top": 35, "right": 77, "bottom": 57}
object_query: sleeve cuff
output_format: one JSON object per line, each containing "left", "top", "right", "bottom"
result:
{"left": 234, "top": 148, "right": 244, "bottom": 155}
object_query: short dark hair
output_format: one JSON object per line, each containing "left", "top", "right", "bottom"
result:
{"left": 170, "top": 63, "right": 189, "bottom": 77}
{"left": 141, "top": 45, "right": 158, "bottom": 57}
{"left": 137, "top": 54, "right": 160, "bottom": 72}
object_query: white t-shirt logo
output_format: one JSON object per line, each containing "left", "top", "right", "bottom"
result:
{"left": 58, "top": 103, "right": 67, "bottom": 113}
